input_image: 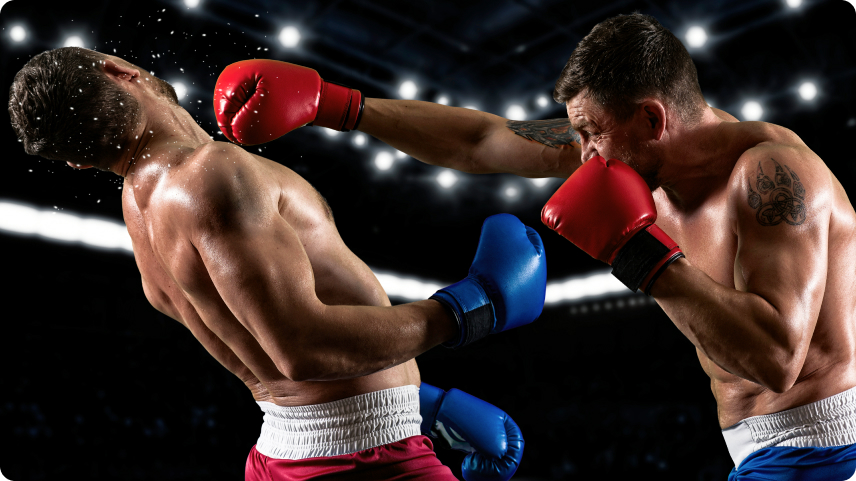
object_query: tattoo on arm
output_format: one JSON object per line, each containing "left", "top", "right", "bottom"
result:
{"left": 747, "top": 158, "right": 806, "bottom": 226}
{"left": 506, "top": 119, "right": 581, "bottom": 148}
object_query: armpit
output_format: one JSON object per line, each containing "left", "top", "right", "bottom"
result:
{"left": 506, "top": 119, "right": 581, "bottom": 148}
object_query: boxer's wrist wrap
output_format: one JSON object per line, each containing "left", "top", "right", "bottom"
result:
{"left": 314, "top": 81, "right": 363, "bottom": 131}
{"left": 431, "top": 277, "right": 495, "bottom": 349}
{"left": 611, "top": 225, "right": 684, "bottom": 295}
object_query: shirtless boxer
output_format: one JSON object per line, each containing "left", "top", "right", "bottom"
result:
{"left": 7, "top": 47, "right": 547, "bottom": 481}
{"left": 221, "top": 12, "right": 856, "bottom": 480}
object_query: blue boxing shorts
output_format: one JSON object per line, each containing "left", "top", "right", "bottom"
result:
{"left": 724, "top": 386, "right": 856, "bottom": 480}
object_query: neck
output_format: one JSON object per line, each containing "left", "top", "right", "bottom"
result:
{"left": 111, "top": 99, "right": 213, "bottom": 179}
{"left": 655, "top": 108, "right": 739, "bottom": 209}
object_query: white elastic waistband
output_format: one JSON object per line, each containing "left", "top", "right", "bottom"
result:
{"left": 722, "top": 386, "right": 856, "bottom": 467}
{"left": 255, "top": 385, "right": 421, "bottom": 460}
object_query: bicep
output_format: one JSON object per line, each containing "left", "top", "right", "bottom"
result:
{"left": 472, "top": 118, "right": 582, "bottom": 178}
{"left": 734, "top": 156, "right": 829, "bottom": 329}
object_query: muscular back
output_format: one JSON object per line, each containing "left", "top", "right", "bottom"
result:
{"left": 121, "top": 141, "right": 419, "bottom": 406}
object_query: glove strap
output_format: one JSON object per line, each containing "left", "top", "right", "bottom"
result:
{"left": 315, "top": 81, "right": 363, "bottom": 131}
{"left": 611, "top": 225, "right": 683, "bottom": 294}
{"left": 430, "top": 277, "right": 494, "bottom": 349}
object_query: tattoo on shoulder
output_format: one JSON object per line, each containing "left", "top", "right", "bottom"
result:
{"left": 506, "top": 119, "right": 581, "bottom": 148}
{"left": 746, "top": 158, "right": 806, "bottom": 226}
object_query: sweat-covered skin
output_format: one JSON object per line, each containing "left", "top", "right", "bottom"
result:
{"left": 8, "top": 47, "right": 546, "bottom": 481}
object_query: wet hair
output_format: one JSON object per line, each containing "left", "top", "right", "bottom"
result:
{"left": 8, "top": 47, "right": 142, "bottom": 168}
{"left": 554, "top": 13, "right": 706, "bottom": 125}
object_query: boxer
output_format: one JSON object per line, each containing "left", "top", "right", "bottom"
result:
{"left": 219, "top": 13, "right": 856, "bottom": 480}
{"left": 8, "top": 47, "right": 546, "bottom": 481}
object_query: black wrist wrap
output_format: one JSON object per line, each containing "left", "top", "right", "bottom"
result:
{"left": 430, "top": 293, "right": 494, "bottom": 349}
{"left": 611, "top": 229, "right": 683, "bottom": 293}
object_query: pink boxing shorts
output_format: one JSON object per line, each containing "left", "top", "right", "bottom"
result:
{"left": 244, "top": 385, "right": 457, "bottom": 481}
{"left": 245, "top": 435, "right": 456, "bottom": 480}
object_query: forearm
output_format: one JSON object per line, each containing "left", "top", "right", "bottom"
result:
{"left": 358, "top": 98, "right": 502, "bottom": 173}
{"left": 283, "top": 299, "right": 457, "bottom": 381}
{"left": 650, "top": 259, "right": 804, "bottom": 392}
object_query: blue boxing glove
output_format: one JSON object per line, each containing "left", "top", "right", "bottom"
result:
{"left": 419, "top": 383, "right": 524, "bottom": 481}
{"left": 432, "top": 213, "right": 546, "bottom": 348}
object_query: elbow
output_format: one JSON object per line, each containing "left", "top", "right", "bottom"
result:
{"left": 274, "top": 355, "right": 317, "bottom": 383}
{"left": 756, "top": 351, "right": 804, "bottom": 394}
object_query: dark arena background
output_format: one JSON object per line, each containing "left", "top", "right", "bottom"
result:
{"left": 1, "top": 0, "right": 854, "bottom": 479}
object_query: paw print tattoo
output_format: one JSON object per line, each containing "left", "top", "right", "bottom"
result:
{"left": 747, "top": 159, "right": 806, "bottom": 226}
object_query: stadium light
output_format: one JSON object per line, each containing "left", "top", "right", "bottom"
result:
{"left": 374, "top": 151, "right": 394, "bottom": 171}
{"left": 798, "top": 81, "right": 817, "bottom": 101}
{"left": 398, "top": 80, "right": 418, "bottom": 100}
{"left": 741, "top": 101, "right": 763, "bottom": 121}
{"left": 10, "top": 25, "right": 26, "bottom": 42}
{"left": 436, "top": 170, "right": 458, "bottom": 188}
{"left": 503, "top": 186, "right": 519, "bottom": 199}
{"left": 505, "top": 105, "right": 526, "bottom": 120}
{"left": 64, "top": 36, "right": 85, "bottom": 47}
{"left": 685, "top": 26, "right": 707, "bottom": 48}
{"left": 170, "top": 81, "right": 187, "bottom": 101}
{"left": 279, "top": 26, "right": 300, "bottom": 48}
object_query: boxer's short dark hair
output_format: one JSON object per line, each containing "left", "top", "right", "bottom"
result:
{"left": 554, "top": 13, "right": 705, "bottom": 124}
{"left": 8, "top": 47, "right": 141, "bottom": 168}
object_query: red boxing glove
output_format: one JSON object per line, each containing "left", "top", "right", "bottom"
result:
{"left": 213, "top": 59, "right": 363, "bottom": 145}
{"left": 541, "top": 156, "right": 684, "bottom": 294}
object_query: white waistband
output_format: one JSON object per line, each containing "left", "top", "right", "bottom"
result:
{"left": 722, "top": 386, "right": 856, "bottom": 467}
{"left": 255, "top": 385, "right": 422, "bottom": 460}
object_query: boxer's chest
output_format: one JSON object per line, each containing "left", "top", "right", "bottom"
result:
{"left": 653, "top": 190, "right": 739, "bottom": 289}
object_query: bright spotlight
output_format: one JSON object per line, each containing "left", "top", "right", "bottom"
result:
{"left": 436, "top": 170, "right": 458, "bottom": 188}
{"left": 530, "top": 178, "right": 550, "bottom": 187}
{"left": 798, "top": 82, "right": 817, "bottom": 101}
{"left": 741, "top": 101, "right": 763, "bottom": 121}
{"left": 536, "top": 95, "right": 549, "bottom": 108}
{"left": 394, "top": 150, "right": 407, "bottom": 159}
{"left": 279, "top": 26, "right": 301, "bottom": 48}
{"left": 170, "top": 82, "right": 187, "bottom": 101}
{"left": 504, "top": 186, "right": 519, "bottom": 199}
{"left": 374, "top": 152, "right": 394, "bottom": 171}
{"left": 64, "top": 36, "right": 84, "bottom": 48}
{"left": 785, "top": 0, "right": 802, "bottom": 7}
{"left": 685, "top": 26, "right": 707, "bottom": 48}
{"left": 398, "top": 80, "right": 418, "bottom": 100}
{"left": 353, "top": 133, "right": 367, "bottom": 147}
{"left": 436, "top": 96, "right": 449, "bottom": 105}
{"left": 324, "top": 129, "right": 340, "bottom": 137}
{"left": 10, "top": 26, "right": 26, "bottom": 42}
{"left": 183, "top": 0, "right": 201, "bottom": 7}
{"left": 505, "top": 105, "right": 526, "bottom": 120}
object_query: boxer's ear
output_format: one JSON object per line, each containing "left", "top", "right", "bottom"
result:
{"left": 67, "top": 161, "right": 93, "bottom": 169}
{"left": 102, "top": 58, "right": 140, "bottom": 82}
{"left": 638, "top": 100, "right": 667, "bottom": 141}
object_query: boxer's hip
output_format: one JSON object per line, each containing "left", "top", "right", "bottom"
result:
{"left": 254, "top": 384, "right": 422, "bottom": 460}
{"left": 723, "top": 385, "right": 856, "bottom": 472}
{"left": 246, "top": 385, "right": 456, "bottom": 480}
